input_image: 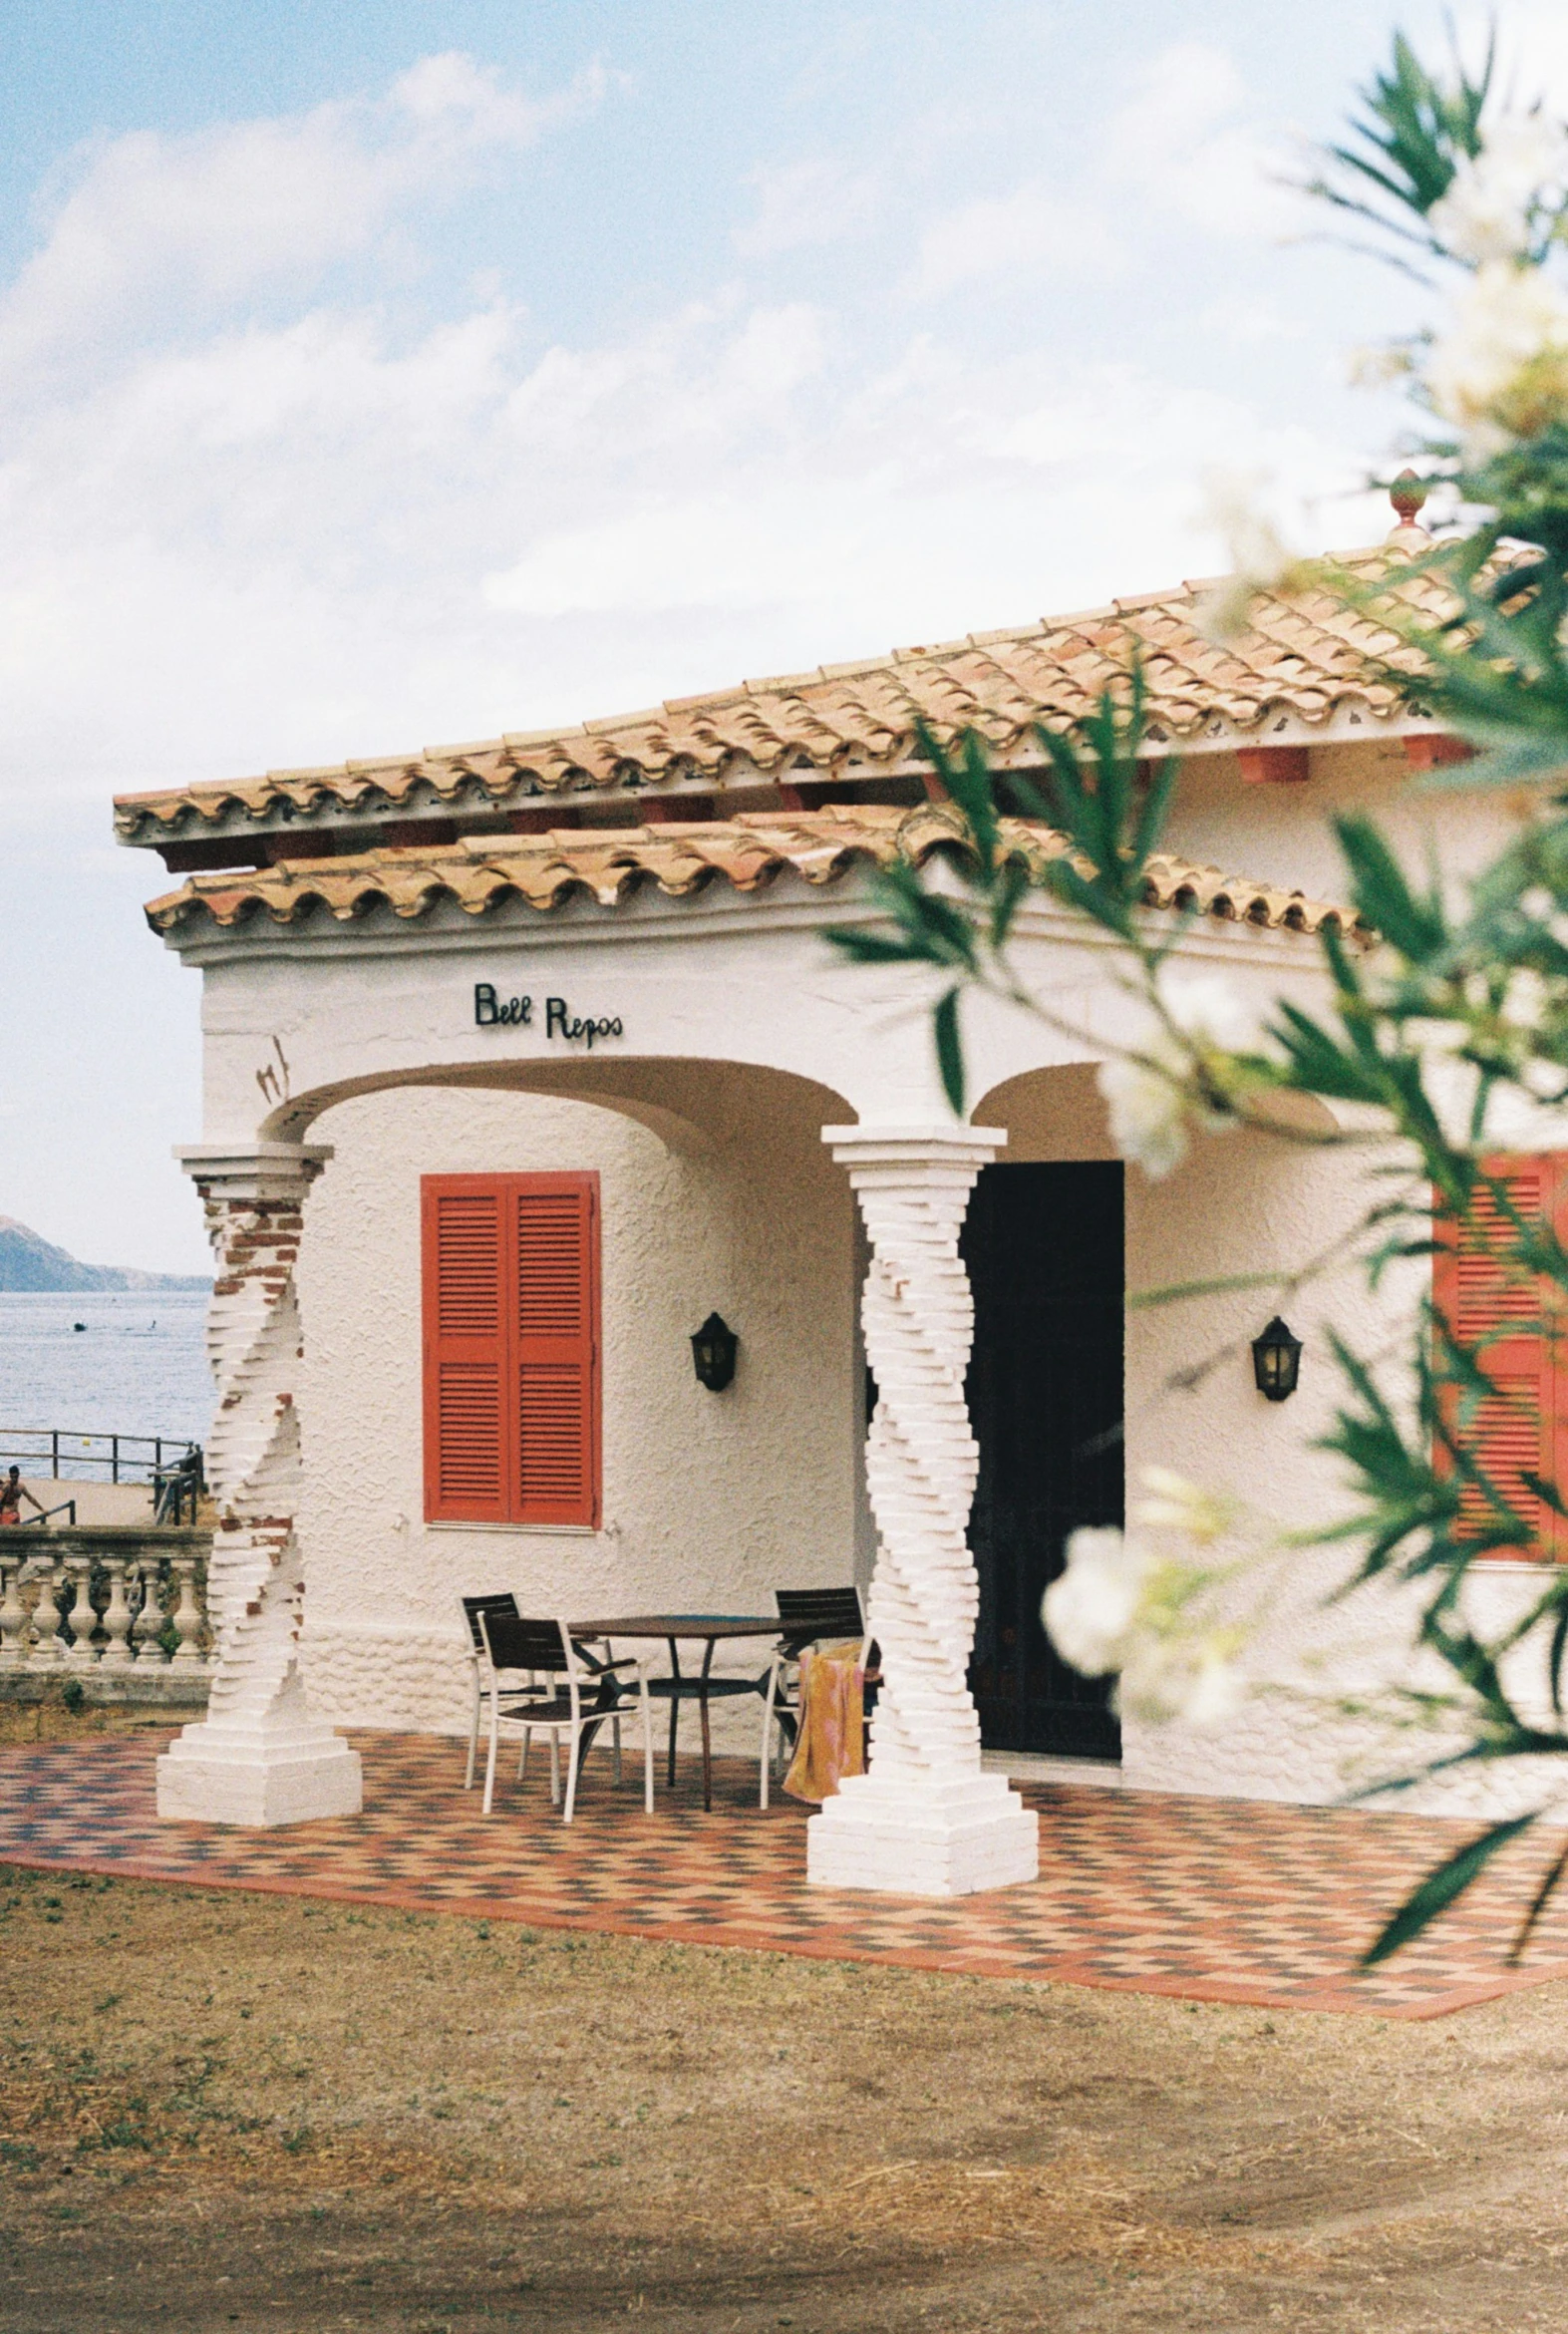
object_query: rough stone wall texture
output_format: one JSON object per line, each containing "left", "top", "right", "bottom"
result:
{"left": 1116, "top": 1114, "right": 1560, "bottom": 1817}
{"left": 293, "top": 1075, "right": 862, "bottom": 1754}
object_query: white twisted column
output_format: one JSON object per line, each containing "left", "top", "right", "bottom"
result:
{"left": 157, "top": 1143, "right": 363, "bottom": 1826}
{"left": 807, "top": 1126, "right": 1038, "bottom": 1897}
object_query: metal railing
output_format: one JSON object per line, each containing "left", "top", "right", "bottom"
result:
{"left": 152, "top": 1457, "right": 203, "bottom": 1526}
{"left": 10, "top": 1500, "right": 79, "bottom": 1529}
{"left": 0, "top": 1430, "right": 203, "bottom": 1489}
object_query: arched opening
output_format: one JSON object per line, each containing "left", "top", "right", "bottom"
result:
{"left": 272, "top": 1058, "right": 873, "bottom": 1745}
{"left": 261, "top": 1054, "right": 857, "bottom": 1158}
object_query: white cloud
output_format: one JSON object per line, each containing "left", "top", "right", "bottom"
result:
{"left": 1104, "top": 42, "right": 1299, "bottom": 239}
{"left": 0, "top": 53, "right": 601, "bottom": 379}
{"left": 0, "top": 268, "right": 1380, "bottom": 802}
{"left": 0, "top": 46, "right": 1384, "bottom": 814}
{"left": 732, "top": 157, "right": 882, "bottom": 258}
{"left": 1195, "top": 293, "right": 1308, "bottom": 346}
{"left": 910, "top": 181, "right": 1121, "bottom": 299}
{"left": 1450, "top": 2, "right": 1568, "bottom": 114}
{"left": 484, "top": 486, "right": 865, "bottom": 618}
{"left": 0, "top": 35, "right": 1401, "bottom": 1275}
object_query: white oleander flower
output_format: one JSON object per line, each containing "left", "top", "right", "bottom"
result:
{"left": 1116, "top": 1634, "right": 1246, "bottom": 1730}
{"left": 1499, "top": 967, "right": 1551, "bottom": 1033}
{"left": 1349, "top": 341, "right": 1417, "bottom": 390}
{"left": 1427, "top": 258, "right": 1568, "bottom": 458}
{"left": 1196, "top": 474, "right": 1315, "bottom": 644}
{"left": 1042, "top": 1526, "right": 1149, "bottom": 1677}
{"left": 1407, "top": 1013, "right": 1468, "bottom": 1074}
{"left": 1176, "top": 1648, "right": 1247, "bottom": 1728}
{"left": 1047, "top": 1518, "right": 1253, "bottom": 1731}
{"left": 1098, "top": 970, "right": 1256, "bottom": 1179}
{"left": 1428, "top": 114, "right": 1568, "bottom": 264}
{"left": 1162, "top": 969, "right": 1255, "bottom": 1055}
{"left": 1098, "top": 1054, "right": 1190, "bottom": 1178}
{"left": 1133, "top": 1467, "right": 1239, "bottom": 1546}
{"left": 1523, "top": 1054, "right": 1568, "bottom": 1100}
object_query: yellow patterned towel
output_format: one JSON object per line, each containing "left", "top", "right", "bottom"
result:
{"left": 782, "top": 1639, "right": 865, "bottom": 1803}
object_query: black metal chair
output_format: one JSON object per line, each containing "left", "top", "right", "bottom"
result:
{"left": 641, "top": 1642, "right": 777, "bottom": 1797}
{"left": 760, "top": 1586, "right": 878, "bottom": 1808}
{"left": 460, "top": 1593, "right": 633, "bottom": 1791}
{"left": 475, "top": 1610, "right": 653, "bottom": 1823}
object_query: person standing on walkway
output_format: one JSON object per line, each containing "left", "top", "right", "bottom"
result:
{"left": 0, "top": 1466, "right": 44, "bottom": 1525}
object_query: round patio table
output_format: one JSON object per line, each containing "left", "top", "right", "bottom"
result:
{"left": 571, "top": 1614, "right": 779, "bottom": 1812}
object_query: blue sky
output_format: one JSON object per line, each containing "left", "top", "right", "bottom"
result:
{"left": 0, "top": 0, "right": 1561, "bottom": 1271}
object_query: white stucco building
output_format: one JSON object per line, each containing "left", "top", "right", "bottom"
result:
{"left": 113, "top": 509, "right": 1557, "bottom": 1891}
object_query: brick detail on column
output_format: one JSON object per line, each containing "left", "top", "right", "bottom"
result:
{"left": 156, "top": 1144, "right": 363, "bottom": 1827}
{"left": 807, "top": 1125, "right": 1039, "bottom": 1897}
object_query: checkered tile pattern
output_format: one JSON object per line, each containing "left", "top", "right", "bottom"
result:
{"left": 2, "top": 1732, "right": 1565, "bottom": 2020}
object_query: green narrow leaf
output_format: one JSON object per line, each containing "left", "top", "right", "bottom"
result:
{"left": 1360, "top": 1813, "right": 1538, "bottom": 1966}
{"left": 989, "top": 854, "right": 1031, "bottom": 949}
{"left": 950, "top": 727, "right": 1002, "bottom": 867}
{"left": 934, "top": 986, "right": 965, "bottom": 1118}
{"left": 824, "top": 928, "right": 930, "bottom": 966}
{"left": 1126, "top": 1270, "right": 1291, "bottom": 1309}
{"left": 1509, "top": 1838, "right": 1568, "bottom": 1965}
{"left": 1130, "top": 751, "right": 1178, "bottom": 871}
{"left": 1552, "top": 1598, "right": 1568, "bottom": 1719}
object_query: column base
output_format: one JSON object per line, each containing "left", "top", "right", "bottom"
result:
{"left": 157, "top": 1717, "right": 363, "bottom": 1827}
{"left": 805, "top": 1768, "right": 1039, "bottom": 1897}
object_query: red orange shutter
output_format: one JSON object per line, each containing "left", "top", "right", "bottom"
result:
{"left": 423, "top": 1172, "right": 600, "bottom": 1526}
{"left": 513, "top": 1178, "right": 600, "bottom": 1526}
{"left": 1433, "top": 1155, "right": 1568, "bottom": 1559}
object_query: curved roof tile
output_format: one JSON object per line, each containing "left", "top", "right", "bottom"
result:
{"left": 113, "top": 543, "right": 1450, "bottom": 840}
{"left": 144, "top": 802, "right": 1370, "bottom": 946}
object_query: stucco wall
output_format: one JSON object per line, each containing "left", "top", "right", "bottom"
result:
{"left": 977, "top": 1062, "right": 1562, "bottom": 1817}
{"left": 289, "top": 1046, "right": 1562, "bottom": 1813}
{"left": 177, "top": 747, "right": 1567, "bottom": 1818}
{"left": 1118, "top": 1117, "right": 1560, "bottom": 1816}
{"left": 293, "top": 1071, "right": 864, "bottom": 1758}
{"left": 1162, "top": 739, "right": 1514, "bottom": 906}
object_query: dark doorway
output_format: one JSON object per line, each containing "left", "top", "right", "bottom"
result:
{"left": 962, "top": 1161, "right": 1124, "bottom": 1760}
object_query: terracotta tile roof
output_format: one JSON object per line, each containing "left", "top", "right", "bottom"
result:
{"left": 114, "top": 543, "right": 1448, "bottom": 841}
{"left": 144, "top": 802, "right": 1368, "bottom": 944}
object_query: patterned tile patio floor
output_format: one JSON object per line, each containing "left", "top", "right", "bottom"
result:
{"left": 3, "top": 1730, "right": 1567, "bottom": 2021}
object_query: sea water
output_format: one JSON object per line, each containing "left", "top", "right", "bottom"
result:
{"left": 0, "top": 1290, "right": 212, "bottom": 1466}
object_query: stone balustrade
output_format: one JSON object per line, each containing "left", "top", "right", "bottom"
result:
{"left": 0, "top": 1527, "right": 212, "bottom": 1700}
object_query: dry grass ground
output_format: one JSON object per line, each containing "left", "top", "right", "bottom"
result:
{"left": 4, "top": 1743, "right": 1568, "bottom": 2331}
{"left": 0, "top": 1704, "right": 181, "bottom": 1749}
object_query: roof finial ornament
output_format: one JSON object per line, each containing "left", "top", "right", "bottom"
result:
{"left": 1389, "top": 468, "right": 1430, "bottom": 538}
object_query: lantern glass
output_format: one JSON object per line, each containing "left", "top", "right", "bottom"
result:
{"left": 691, "top": 1311, "right": 738, "bottom": 1392}
{"left": 1251, "top": 1315, "right": 1302, "bottom": 1402}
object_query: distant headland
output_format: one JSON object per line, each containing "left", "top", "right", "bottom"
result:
{"left": 0, "top": 1216, "right": 209, "bottom": 1293}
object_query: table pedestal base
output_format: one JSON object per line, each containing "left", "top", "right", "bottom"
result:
{"left": 805, "top": 1767, "right": 1039, "bottom": 1897}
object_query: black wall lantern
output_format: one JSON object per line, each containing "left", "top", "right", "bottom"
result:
{"left": 691, "top": 1312, "right": 739, "bottom": 1392}
{"left": 1251, "top": 1315, "right": 1303, "bottom": 1402}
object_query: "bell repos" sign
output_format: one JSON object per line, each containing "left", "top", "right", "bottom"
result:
{"left": 473, "top": 984, "right": 623, "bottom": 1049}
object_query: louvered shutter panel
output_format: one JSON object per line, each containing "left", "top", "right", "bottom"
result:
{"left": 422, "top": 1181, "right": 507, "bottom": 1522}
{"left": 1433, "top": 1156, "right": 1567, "bottom": 1558}
{"left": 512, "top": 1177, "right": 600, "bottom": 1526}
{"left": 424, "top": 1171, "right": 600, "bottom": 1525}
